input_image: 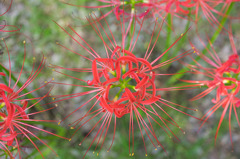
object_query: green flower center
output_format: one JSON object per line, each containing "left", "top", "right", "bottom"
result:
{"left": 222, "top": 72, "right": 240, "bottom": 93}
{"left": 124, "top": 0, "right": 145, "bottom": 9}
{"left": 109, "top": 66, "right": 137, "bottom": 102}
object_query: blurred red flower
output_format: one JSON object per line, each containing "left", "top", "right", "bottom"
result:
{"left": 0, "top": 39, "right": 67, "bottom": 158}
{"left": 63, "top": 0, "right": 238, "bottom": 31}
{"left": 183, "top": 33, "right": 240, "bottom": 147}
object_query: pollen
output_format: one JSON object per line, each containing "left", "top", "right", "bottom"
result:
{"left": 33, "top": 57, "right": 36, "bottom": 61}
{"left": 109, "top": 70, "right": 115, "bottom": 75}
{"left": 58, "top": 121, "right": 61, "bottom": 125}
{"left": 69, "top": 138, "right": 71, "bottom": 141}
{"left": 131, "top": 8, "right": 135, "bottom": 14}
{"left": 132, "top": 153, "right": 134, "bottom": 156}
{"left": 113, "top": 96, "right": 118, "bottom": 102}
{"left": 45, "top": 81, "right": 48, "bottom": 83}
{"left": 23, "top": 40, "right": 26, "bottom": 44}
{"left": 223, "top": 79, "right": 229, "bottom": 84}
{"left": 181, "top": 33, "right": 183, "bottom": 36}
{"left": 155, "top": 148, "right": 157, "bottom": 150}
{"left": 55, "top": 104, "right": 58, "bottom": 107}
{"left": 52, "top": 78, "right": 55, "bottom": 80}
{"left": 70, "top": 127, "right": 75, "bottom": 129}
{"left": 145, "top": 154, "right": 148, "bottom": 157}
{"left": 1, "top": 102, "right": 5, "bottom": 107}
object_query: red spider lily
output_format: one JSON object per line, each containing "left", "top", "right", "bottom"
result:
{"left": 63, "top": 0, "right": 155, "bottom": 22}
{"left": 182, "top": 33, "right": 240, "bottom": 147}
{"left": 63, "top": 0, "right": 193, "bottom": 22}
{"left": 63, "top": 0, "right": 239, "bottom": 32}
{"left": 0, "top": 39, "right": 68, "bottom": 158}
{"left": 189, "top": 0, "right": 229, "bottom": 30}
{"left": 152, "top": 0, "right": 239, "bottom": 31}
{"left": 51, "top": 13, "right": 198, "bottom": 158}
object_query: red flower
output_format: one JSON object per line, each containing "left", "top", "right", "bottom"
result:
{"left": 183, "top": 34, "right": 240, "bottom": 147}
{"left": 52, "top": 14, "right": 198, "bottom": 158}
{"left": 0, "top": 39, "right": 67, "bottom": 158}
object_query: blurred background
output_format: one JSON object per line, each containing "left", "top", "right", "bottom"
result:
{"left": 1, "top": 0, "right": 240, "bottom": 159}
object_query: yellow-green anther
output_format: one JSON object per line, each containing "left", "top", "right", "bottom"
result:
{"left": 122, "top": 65, "right": 126, "bottom": 74}
{"left": 0, "top": 102, "right": 5, "bottom": 109}
{"left": 110, "top": 70, "right": 116, "bottom": 76}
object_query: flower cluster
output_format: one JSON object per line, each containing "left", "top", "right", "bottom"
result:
{"left": 1, "top": 0, "right": 240, "bottom": 158}
{"left": 64, "top": 0, "right": 235, "bottom": 29}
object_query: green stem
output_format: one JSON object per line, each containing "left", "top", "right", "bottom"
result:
{"left": 163, "top": 8, "right": 192, "bottom": 69}
{"left": 174, "top": 18, "right": 191, "bottom": 56}
{"left": 161, "top": 13, "right": 172, "bottom": 63}
{"left": 166, "top": 13, "right": 172, "bottom": 50}
{"left": 126, "top": 17, "right": 135, "bottom": 51}
{"left": 114, "top": 88, "right": 124, "bottom": 101}
{"left": 167, "top": 3, "right": 235, "bottom": 85}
